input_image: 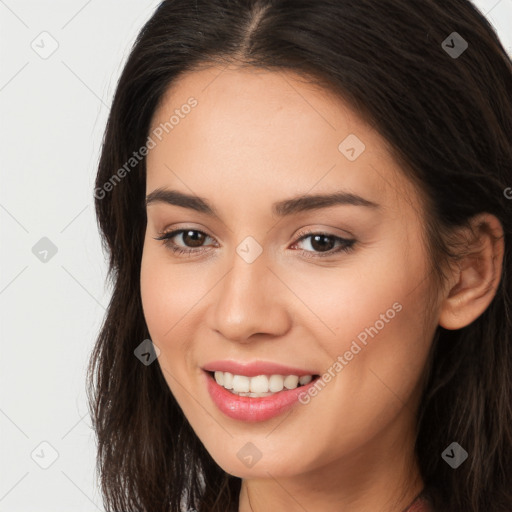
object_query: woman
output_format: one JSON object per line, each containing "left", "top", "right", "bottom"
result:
{"left": 88, "top": 1, "right": 512, "bottom": 511}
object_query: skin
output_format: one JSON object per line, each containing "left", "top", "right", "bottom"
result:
{"left": 140, "top": 65, "right": 504, "bottom": 512}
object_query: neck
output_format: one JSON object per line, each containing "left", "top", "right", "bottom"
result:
{"left": 239, "top": 463, "right": 423, "bottom": 512}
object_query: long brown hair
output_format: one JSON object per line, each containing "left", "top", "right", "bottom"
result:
{"left": 87, "top": 1, "right": 512, "bottom": 510}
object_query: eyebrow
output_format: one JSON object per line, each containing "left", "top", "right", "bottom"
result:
{"left": 145, "top": 187, "right": 380, "bottom": 218}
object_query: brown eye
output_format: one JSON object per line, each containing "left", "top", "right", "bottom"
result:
{"left": 292, "top": 230, "right": 356, "bottom": 258}
{"left": 179, "top": 230, "right": 207, "bottom": 247}
{"left": 307, "top": 234, "right": 336, "bottom": 252}
{"left": 153, "top": 229, "right": 215, "bottom": 256}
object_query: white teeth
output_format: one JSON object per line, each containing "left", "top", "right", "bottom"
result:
{"left": 223, "top": 372, "right": 234, "bottom": 389}
{"left": 249, "top": 375, "right": 269, "bottom": 393}
{"left": 232, "top": 375, "right": 250, "bottom": 393}
{"left": 284, "top": 375, "right": 299, "bottom": 389}
{"left": 299, "top": 375, "right": 312, "bottom": 385}
{"left": 212, "top": 371, "right": 315, "bottom": 395}
{"left": 214, "top": 371, "right": 224, "bottom": 386}
{"left": 269, "top": 374, "right": 284, "bottom": 392}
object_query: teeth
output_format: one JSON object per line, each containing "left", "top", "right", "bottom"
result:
{"left": 232, "top": 375, "right": 250, "bottom": 393}
{"left": 299, "top": 375, "right": 312, "bottom": 385}
{"left": 250, "top": 375, "right": 269, "bottom": 393}
{"left": 214, "top": 371, "right": 224, "bottom": 386}
{"left": 211, "top": 371, "right": 315, "bottom": 395}
{"left": 269, "top": 374, "right": 284, "bottom": 392}
{"left": 237, "top": 391, "right": 275, "bottom": 397}
{"left": 284, "top": 375, "right": 299, "bottom": 389}
{"left": 223, "top": 372, "right": 234, "bottom": 389}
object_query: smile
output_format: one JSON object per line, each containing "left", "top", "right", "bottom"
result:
{"left": 203, "top": 365, "right": 321, "bottom": 422}
{"left": 212, "top": 370, "right": 314, "bottom": 397}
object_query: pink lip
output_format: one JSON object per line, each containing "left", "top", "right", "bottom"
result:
{"left": 203, "top": 370, "right": 320, "bottom": 422}
{"left": 202, "top": 360, "right": 316, "bottom": 377}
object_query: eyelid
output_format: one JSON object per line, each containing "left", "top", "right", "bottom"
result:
{"left": 155, "top": 223, "right": 353, "bottom": 241}
{"left": 293, "top": 226, "right": 355, "bottom": 242}
{"left": 153, "top": 226, "right": 356, "bottom": 258}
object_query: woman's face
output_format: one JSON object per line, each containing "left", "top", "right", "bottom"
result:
{"left": 140, "top": 66, "right": 439, "bottom": 482}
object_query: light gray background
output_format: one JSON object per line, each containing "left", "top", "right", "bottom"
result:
{"left": 1, "top": 1, "right": 511, "bottom": 510}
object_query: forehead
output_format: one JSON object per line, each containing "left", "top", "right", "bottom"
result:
{"left": 146, "top": 66, "right": 417, "bottom": 216}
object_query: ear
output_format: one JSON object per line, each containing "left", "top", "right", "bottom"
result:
{"left": 438, "top": 213, "right": 504, "bottom": 330}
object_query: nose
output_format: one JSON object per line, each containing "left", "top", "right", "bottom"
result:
{"left": 208, "top": 249, "right": 292, "bottom": 343}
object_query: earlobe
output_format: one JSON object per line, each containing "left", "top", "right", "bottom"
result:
{"left": 438, "top": 213, "right": 504, "bottom": 330}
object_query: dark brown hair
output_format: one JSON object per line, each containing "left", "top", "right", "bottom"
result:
{"left": 87, "top": 1, "right": 512, "bottom": 510}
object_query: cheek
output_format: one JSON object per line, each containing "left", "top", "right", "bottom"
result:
{"left": 317, "top": 287, "right": 431, "bottom": 436}
{"left": 140, "top": 249, "right": 191, "bottom": 393}
{"left": 140, "top": 244, "right": 202, "bottom": 341}
{"left": 140, "top": 244, "right": 210, "bottom": 395}
{"left": 285, "top": 240, "right": 427, "bottom": 344}
{"left": 289, "top": 240, "right": 432, "bottom": 404}
{"left": 140, "top": 253, "right": 169, "bottom": 340}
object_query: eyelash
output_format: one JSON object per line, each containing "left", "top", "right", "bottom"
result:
{"left": 153, "top": 228, "right": 356, "bottom": 259}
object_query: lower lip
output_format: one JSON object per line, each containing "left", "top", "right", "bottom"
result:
{"left": 204, "top": 371, "right": 319, "bottom": 422}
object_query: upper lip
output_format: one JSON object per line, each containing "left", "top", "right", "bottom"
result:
{"left": 202, "top": 360, "right": 318, "bottom": 377}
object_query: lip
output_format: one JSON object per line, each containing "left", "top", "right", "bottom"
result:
{"left": 203, "top": 370, "right": 320, "bottom": 422}
{"left": 202, "top": 360, "right": 317, "bottom": 377}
